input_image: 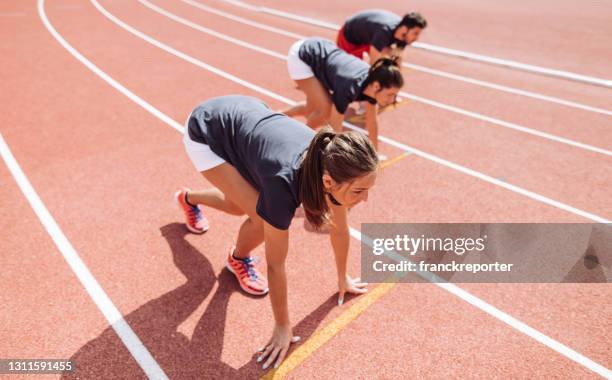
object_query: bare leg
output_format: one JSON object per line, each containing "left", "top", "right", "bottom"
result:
{"left": 186, "top": 188, "right": 243, "bottom": 216}
{"left": 281, "top": 100, "right": 309, "bottom": 117}
{"left": 234, "top": 217, "right": 263, "bottom": 258}
{"left": 200, "top": 163, "right": 264, "bottom": 258}
{"left": 299, "top": 78, "right": 332, "bottom": 129}
{"left": 281, "top": 78, "right": 331, "bottom": 129}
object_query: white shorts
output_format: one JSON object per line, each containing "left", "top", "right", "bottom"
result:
{"left": 287, "top": 39, "right": 314, "bottom": 80}
{"left": 183, "top": 122, "right": 226, "bottom": 172}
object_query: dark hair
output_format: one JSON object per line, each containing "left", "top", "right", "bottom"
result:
{"left": 299, "top": 127, "right": 378, "bottom": 229}
{"left": 399, "top": 12, "right": 427, "bottom": 29}
{"left": 364, "top": 56, "right": 404, "bottom": 90}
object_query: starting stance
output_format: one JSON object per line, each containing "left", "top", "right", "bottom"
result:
{"left": 337, "top": 10, "right": 427, "bottom": 64}
{"left": 283, "top": 37, "right": 404, "bottom": 152}
{"left": 176, "top": 95, "right": 378, "bottom": 369}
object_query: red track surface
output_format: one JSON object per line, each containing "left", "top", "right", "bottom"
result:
{"left": 1, "top": 0, "right": 610, "bottom": 379}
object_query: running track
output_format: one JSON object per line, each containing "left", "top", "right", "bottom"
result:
{"left": 1, "top": 0, "right": 611, "bottom": 379}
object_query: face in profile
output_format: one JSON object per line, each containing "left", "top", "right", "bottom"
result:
{"left": 374, "top": 86, "right": 400, "bottom": 108}
{"left": 324, "top": 171, "right": 378, "bottom": 208}
{"left": 396, "top": 26, "right": 423, "bottom": 45}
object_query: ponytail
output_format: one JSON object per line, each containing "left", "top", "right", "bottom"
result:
{"left": 299, "top": 127, "right": 378, "bottom": 229}
{"left": 364, "top": 56, "right": 404, "bottom": 90}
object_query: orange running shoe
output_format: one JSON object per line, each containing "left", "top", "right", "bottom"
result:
{"left": 175, "top": 188, "right": 209, "bottom": 234}
{"left": 226, "top": 246, "right": 269, "bottom": 296}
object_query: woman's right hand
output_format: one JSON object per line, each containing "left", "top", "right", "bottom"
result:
{"left": 257, "top": 324, "right": 301, "bottom": 370}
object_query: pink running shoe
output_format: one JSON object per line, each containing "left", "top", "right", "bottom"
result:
{"left": 226, "top": 246, "right": 269, "bottom": 296}
{"left": 175, "top": 188, "right": 209, "bottom": 234}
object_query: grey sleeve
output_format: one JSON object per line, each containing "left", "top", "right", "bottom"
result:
{"left": 256, "top": 177, "right": 297, "bottom": 230}
{"left": 332, "top": 90, "right": 351, "bottom": 114}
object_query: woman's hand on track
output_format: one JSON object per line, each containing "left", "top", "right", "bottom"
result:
{"left": 338, "top": 275, "right": 369, "bottom": 305}
{"left": 257, "top": 324, "right": 301, "bottom": 370}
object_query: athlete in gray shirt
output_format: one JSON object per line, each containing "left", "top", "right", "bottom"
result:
{"left": 337, "top": 10, "right": 427, "bottom": 64}
{"left": 284, "top": 38, "right": 404, "bottom": 153}
{"left": 176, "top": 95, "right": 378, "bottom": 369}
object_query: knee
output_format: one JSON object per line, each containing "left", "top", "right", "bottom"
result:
{"left": 248, "top": 214, "right": 265, "bottom": 230}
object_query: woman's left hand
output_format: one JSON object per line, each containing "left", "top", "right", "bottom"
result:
{"left": 338, "top": 275, "right": 368, "bottom": 305}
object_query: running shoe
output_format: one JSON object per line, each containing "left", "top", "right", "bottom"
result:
{"left": 226, "top": 246, "right": 269, "bottom": 296}
{"left": 175, "top": 188, "right": 209, "bottom": 234}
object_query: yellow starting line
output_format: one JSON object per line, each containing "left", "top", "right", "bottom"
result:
{"left": 261, "top": 152, "right": 410, "bottom": 379}
{"left": 261, "top": 282, "right": 398, "bottom": 380}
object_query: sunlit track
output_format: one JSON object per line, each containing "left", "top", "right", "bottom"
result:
{"left": 35, "top": 2, "right": 612, "bottom": 376}
{"left": 219, "top": 0, "right": 612, "bottom": 88}
{"left": 181, "top": 0, "right": 612, "bottom": 117}
{"left": 142, "top": 0, "right": 612, "bottom": 158}
{"left": 139, "top": 0, "right": 612, "bottom": 157}
{"left": 0, "top": 130, "right": 168, "bottom": 380}
{"left": 89, "top": 0, "right": 611, "bottom": 224}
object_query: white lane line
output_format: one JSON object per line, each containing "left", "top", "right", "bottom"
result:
{"left": 402, "top": 62, "right": 612, "bottom": 117}
{"left": 97, "top": 0, "right": 611, "bottom": 223}
{"left": 356, "top": 229, "right": 612, "bottom": 379}
{"left": 411, "top": 43, "right": 612, "bottom": 89}
{"left": 37, "top": 1, "right": 169, "bottom": 379}
{"left": 184, "top": 0, "right": 612, "bottom": 116}
{"left": 184, "top": 0, "right": 303, "bottom": 39}
{"left": 140, "top": 0, "right": 612, "bottom": 157}
{"left": 218, "top": 0, "right": 612, "bottom": 89}
{"left": 48, "top": 4, "right": 612, "bottom": 375}
{"left": 187, "top": 0, "right": 612, "bottom": 116}
{"left": 98, "top": 0, "right": 611, "bottom": 223}
{"left": 0, "top": 129, "right": 168, "bottom": 380}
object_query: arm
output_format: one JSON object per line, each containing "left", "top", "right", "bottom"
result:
{"left": 372, "top": 46, "right": 404, "bottom": 65}
{"left": 387, "top": 46, "right": 405, "bottom": 64}
{"left": 327, "top": 198, "right": 369, "bottom": 305}
{"left": 258, "top": 222, "right": 300, "bottom": 369}
{"left": 364, "top": 102, "right": 379, "bottom": 150}
{"left": 328, "top": 201, "right": 350, "bottom": 285}
{"left": 264, "top": 221, "right": 290, "bottom": 325}
{"left": 328, "top": 105, "right": 345, "bottom": 132}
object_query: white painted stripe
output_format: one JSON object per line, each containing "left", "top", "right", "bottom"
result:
{"left": 182, "top": 0, "right": 303, "bottom": 39}
{"left": 39, "top": 1, "right": 183, "bottom": 133}
{"left": 397, "top": 93, "right": 612, "bottom": 156}
{"left": 402, "top": 63, "right": 612, "bottom": 117}
{"left": 185, "top": 0, "right": 612, "bottom": 116}
{"left": 97, "top": 0, "right": 612, "bottom": 222}
{"left": 37, "top": 1, "right": 169, "bottom": 379}
{"left": 0, "top": 129, "right": 168, "bottom": 380}
{"left": 342, "top": 123, "right": 611, "bottom": 223}
{"left": 245, "top": 1, "right": 340, "bottom": 30}
{"left": 220, "top": 0, "right": 612, "bottom": 88}
{"left": 412, "top": 42, "right": 612, "bottom": 88}
{"left": 354, "top": 229, "right": 612, "bottom": 379}
{"left": 91, "top": 0, "right": 295, "bottom": 104}
{"left": 139, "top": 0, "right": 612, "bottom": 157}
{"left": 49, "top": 2, "right": 612, "bottom": 375}
{"left": 141, "top": 0, "right": 286, "bottom": 60}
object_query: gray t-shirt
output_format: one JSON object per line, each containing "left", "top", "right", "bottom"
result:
{"left": 298, "top": 38, "right": 376, "bottom": 114}
{"left": 187, "top": 95, "right": 315, "bottom": 230}
{"left": 342, "top": 10, "right": 407, "bottom": 51}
